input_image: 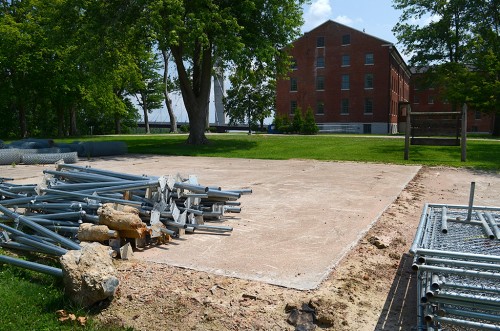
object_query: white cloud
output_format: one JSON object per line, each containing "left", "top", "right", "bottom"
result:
{"left": 303, "top": 0, "right": 332, "bottom": 31}
{"left": 310, "top": 0, "right": 332, "bottom": 17}
{"left": 334, "top": 15, "right": 353, "bottom": 25}
{"left": 334, "top": 15, "right": 363, "bottom": 27}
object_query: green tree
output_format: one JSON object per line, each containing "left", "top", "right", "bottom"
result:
{"left": 160, "top": 49, "right": 178, "bottom": 133}
{"left": 157, "top": 0, "right": 305, "bottom": 144}
{"left": 224, "top": 68, "right": 276, "bottom": 131}
{"left": 0, "top": 0, "right": 145, "bottom": 138}
{"left": 393, "top": 0, "right": 500, "bottom": 134}
{"left": 0, "top": 0, "right": 47, "bottom": 138}
{"left": 273, "top": 114, "right": 291, "bottom": 133}
{"left": 302, "top": 107, "right": 319, "bottom": 135}
{"left": 131, "top": 52, "right": 165, "bottom": 134}
{"left": 291, "top": 106, "right": 303, "bottom": 133}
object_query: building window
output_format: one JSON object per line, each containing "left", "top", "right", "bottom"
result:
{"left": 341, "top": 54, "right": 350, "bottom": 66}
{"left": 290, "top": 77, "right": 297, "bottom": 91}
{"left": 364, "top": 74, "right": 374, "bottom": 89}
{"left": 364, "top": 98, "right": 373, "bottom": 114}
{"left": 342, "top": 34, "right": 350, "bottom": 45}
{"left": 413, "top": 94, "right": 420, "bottom": 104}
{"left": 317, "top": 36, "right": 325, "bottom": 47}
{"left": 428, "top": 95, "right": 434, "bottom": 104}
{"left": 341, "top": 98, "right": 349, "bottom": 114}
{"left": 316, "top": 76, "right": 325, "bottom": 90}
{"left": 365, "top": 53, "right": 374, "bottom": 65}
{"left": 341, "top": 74, "right": 349, "bottom": 90}
{"left": 316, "top": 102, "right": 324, "bottom": 115}
{"left": 290, "top": 101, "right": 297, "bottom": 114}
{"left": 475, "top": 111, "right": 481, "bottom": 119}
{"left": 316, "top": 57, "right": 325, "bottom": 68}
{"left": 290, "top": 58, "right": 298, "bottom": 70}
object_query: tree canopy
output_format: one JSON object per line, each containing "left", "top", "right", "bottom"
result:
{"left": 154, "top": 0, "right": 307, "bottom": 144}
{"left": 393, "top": 0, "right": 500, "bottom": 126}
{"left": 0, "top": 0, "right": 307, "bottom": 141}
{"left": 224, "top": 68, "right": 276, "bottom": 130}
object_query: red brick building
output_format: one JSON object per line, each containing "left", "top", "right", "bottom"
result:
{"left": 276, "top": 20, "right": 410, "bottom": 134}
{"left": 409, "top": 69, "right": 495, "bottom": 134}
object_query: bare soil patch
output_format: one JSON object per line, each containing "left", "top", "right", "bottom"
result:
{"left": 2, "top": 159, "right": 499, "bottom": 330}
{"left": 94, "top": 165, "right": 500, "bottom": 331}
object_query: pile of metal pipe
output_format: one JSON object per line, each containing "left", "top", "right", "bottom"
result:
{"left": 0, "top": 163, "right": 251, "bottom": 275}
{"left": 410, "top": 200, "right": 500, "bottom": 330}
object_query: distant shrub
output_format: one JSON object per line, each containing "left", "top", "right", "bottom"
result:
{"left": 291, "top": 106, "right": 304, "bottom": 133}
{"left": 302, "top": 108, "right": 319, "bottom": 135}
{"left": 273, "top": 114, "right": 287, "bottom": 133}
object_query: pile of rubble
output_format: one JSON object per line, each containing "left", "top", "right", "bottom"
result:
{"left": 0, "top": 163, "right": 250, "bottom": 306}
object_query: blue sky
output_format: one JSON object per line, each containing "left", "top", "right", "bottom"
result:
{"left": 302, "top": 0, "right": 402, "bottom": 45}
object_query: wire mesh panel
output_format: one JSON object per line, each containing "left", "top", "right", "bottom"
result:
{"left": 0, "top": 149, "right": 21, "bottom": 165}
{"left": 411, "top": 204, "right": 500, "bottom": 330}
{"left": 21, "top": 152, "right": 78, "bottom": 165}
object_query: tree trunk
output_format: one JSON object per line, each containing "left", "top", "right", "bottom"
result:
{"left": 114, "top": 115, "right": 121, "bottom": 134}
{"left": 57, "top": 104, "right": 65, "bottom": 137}
{"left": 161, "top": 49, "right": 177, "bottom": 133}
{"left": 141, "top": 91, "right": 150, "bottom": 134}
{"left": 143, "top": 111, "right": 150, "bottom": 134}
{"left": 69, "top": 104, "right": 78, "bottom": 136}
{"left": 18, "top": 103, "right": 27, "bottom": 138}
{"left": 493, "top": 113, "right": 500, "bottom": 136}
{"left": 186, "top": 107, "right": 209, "bottom": 144}
{"left": 171, "top": 41, "right": 212, "bottom": 145}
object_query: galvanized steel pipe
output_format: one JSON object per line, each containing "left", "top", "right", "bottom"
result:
{"left": 0, "top": 205, "right": 80, "bottom": 250}
{"left": 485, "top": 212, "right": 500, "bottom": 240}
{"left": 477, "top": 212, "right": 495, "bottom": 239}
{"left": 439, "top": 307, "right": 500, "bottom": 323}
{"left": 415, "top": 248, "right": 500, "bottom": 264}
{"left": 428, "top": 314, "right": 500, "bottom": 330}
{"left": 15, "top": 236, "right": 68, "bottom": 256}
{"left": 0, "top": 254, "right": 63, "bottom": 277}
{"left": 410, "top": 203, "right": 430, "bottom": 254}
{"left": 56, "top": 163, "right": 148, "bottom": 181}
{"left": 441, "top": 206, "right": 448, "bottom": 234}
{"left": 421, "top": 256, "right": 500, "bottom": 271}
{"left": 416, "top": 265, "right": 500, "bottom": 280}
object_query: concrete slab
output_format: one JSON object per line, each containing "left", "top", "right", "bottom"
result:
{"left": 1, "top": 156, "right": 420, "bottom": 290}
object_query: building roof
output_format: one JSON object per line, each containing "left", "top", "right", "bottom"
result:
{"left": 301, "top": 20, "right": 394, "bottom": 46}
{"left": 297, "top": 20, "right": 410, "bottom": 77}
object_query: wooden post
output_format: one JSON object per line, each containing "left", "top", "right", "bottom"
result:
{"left": 461, "top": 103, "right": 467, "bottom": 162}
{"left": 404, "top": 104, "right": 411, "bottom": 160}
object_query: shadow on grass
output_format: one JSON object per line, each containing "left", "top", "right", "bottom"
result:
{"left": 125, "top": 137, "right": 258, "bottom": 157}
{"left": 375, "top": 253, "right": 418, "bottom": 331}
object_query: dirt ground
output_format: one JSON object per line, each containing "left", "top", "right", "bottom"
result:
{"left": 2, "top": 158, "right": 500, "bottom": 330}
{"left": 90, "top": 163, "right": 500, "bottom": 331}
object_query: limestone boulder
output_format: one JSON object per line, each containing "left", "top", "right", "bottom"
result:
{"left": 60, "top": 242, "right": 119, "bottom": 307}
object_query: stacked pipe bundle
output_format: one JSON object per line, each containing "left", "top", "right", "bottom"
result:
{"left": 410, "top": 203, "right": 500, "bottom": 331}
{"left": 0, "top": 138, "right": 128, "bottom": 165}
{"left": 0, "top": 163, "right": 250, "bottom": 276}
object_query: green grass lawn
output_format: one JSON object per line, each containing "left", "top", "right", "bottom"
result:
{"left": 65, "top": 133, "right": 500, "bottom": 170}
{"left": 0, "top": 249, "right": 130, "bottom": 331}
